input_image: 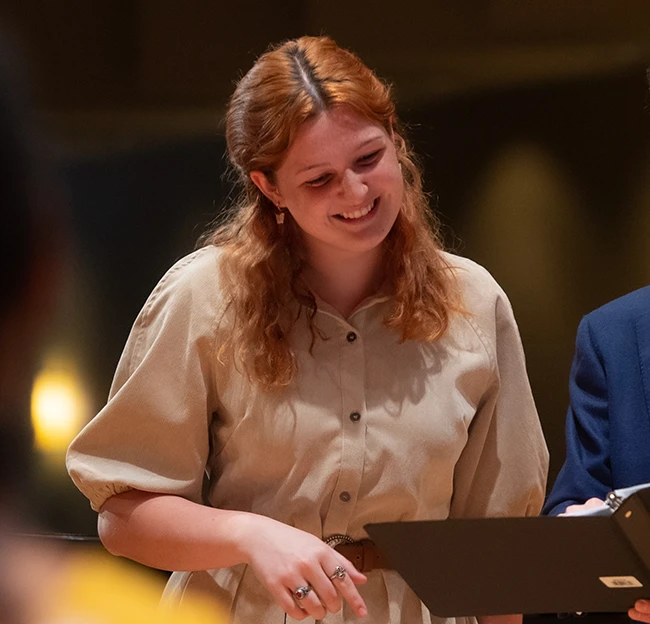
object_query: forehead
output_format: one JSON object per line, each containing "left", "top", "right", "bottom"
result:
{"left": 282, "top": 106, "right": 388, "bottom": 172}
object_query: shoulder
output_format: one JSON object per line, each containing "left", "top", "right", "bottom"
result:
{"left": 441, "top": 252, "right": 520, "bottom": 365}
{"left": 575, "top": 285, "right": 650, "bottom": 357}
{"left": 583, "top": 285, "right": 650, "bottom": 330}
{"left": 139, "top": 245, "right": 227, "bottom": 323}
{"left": 114, "top": 246, "right": 228, "bottom": 386}
{"left": 441, "top": 251, "right": 510, "bottom": 315}
{"left": 148, "top": 245, "right": 224, "bottom": 301}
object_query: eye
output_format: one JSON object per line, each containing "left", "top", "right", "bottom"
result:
{"left": 305, "top": 173, "right": 332, "bottom": 188}
{"left": 357, "top": 149, "right": 383, "bottom": 166}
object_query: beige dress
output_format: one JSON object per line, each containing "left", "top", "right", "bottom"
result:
{"left": 67, "top": 245, "right": 548, "bottom": 624}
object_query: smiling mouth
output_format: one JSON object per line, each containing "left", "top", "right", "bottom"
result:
{"left": 335, "top": 198, "right": 378, "bottom": 221}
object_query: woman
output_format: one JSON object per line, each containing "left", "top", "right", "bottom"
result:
{"left": 67, "top": 36, "right": 548, "bottom": 623}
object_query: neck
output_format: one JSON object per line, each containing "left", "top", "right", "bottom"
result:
{"left": 303, "top": 245, "right": 385, "bottom": 318}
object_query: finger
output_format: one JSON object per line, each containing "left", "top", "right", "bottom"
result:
{"left": 635, "top": 599, "right": 650, "bottom": 613}
{"left": 282, "top": 580, "right": 327, "bottom": 621}
{"left": 564, "top": 498, "right": 606, "bottom": 515}
{"left": 564, "top": 504, "right": 580, "bottom": 514}
{"left": 309, "top": 567, "right": 342, "bottom": 614}
{"left": 338, "top": 555, "right": 367, "bottom": 585}
{"left": 330, "top": 561, "right": 368, "bottom": 618}
{"left": 273, "top": 585, "right": 309, "bottom": 621}
{"left": 629, "top": 607, "right": 650, "bottom": 623}
{"left": 292, "top": 585, "right": 327, "bottom": 621}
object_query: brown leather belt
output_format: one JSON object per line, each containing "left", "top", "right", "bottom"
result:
{"left": 334, "top": 539, "right": 391, "bottom": 573}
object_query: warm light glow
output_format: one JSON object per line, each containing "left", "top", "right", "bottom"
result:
{"left": 31, "top": 357, "right": 88, "bottom": 453}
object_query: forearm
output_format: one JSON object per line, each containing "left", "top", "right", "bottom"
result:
{"left": 98, "top": 489, "right": 369, "bottom": 620}
{"left": 478, "top": 614, "right": 522, "bottom": 624}
{"left": 98, "top": 489, "right": 260, "bottom": 571}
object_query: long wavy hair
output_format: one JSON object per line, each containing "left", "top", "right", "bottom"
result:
{"left": 201, "top": 36, "right": 463, "bottom": 389}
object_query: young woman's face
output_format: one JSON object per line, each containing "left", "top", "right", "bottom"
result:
{"left": 255, "top": 106, "right": 404, "bottom": 265}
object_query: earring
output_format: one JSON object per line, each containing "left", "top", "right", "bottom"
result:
{"left": 275, "top": 204, "right": 285, "bottom": 225}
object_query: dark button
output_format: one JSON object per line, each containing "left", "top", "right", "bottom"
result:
{"left": 349, "top": 411, "right": 361, "bottom": 422}
{"left": 346, "top": 331, "right": 357, "bottom": 343}
{"left": 339, "top": 491, "right": 351, "bottom": 503}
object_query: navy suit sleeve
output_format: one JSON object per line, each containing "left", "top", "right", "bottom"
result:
{"left": 543, "top": 315, "right": 612, "bottom": 515}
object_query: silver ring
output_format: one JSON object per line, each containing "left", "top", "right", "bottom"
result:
{"left": 293, "top": 585, "right": 311, "bottom": 601}
{"left": 329, "top": 565, "right": 347, "bottom": 581}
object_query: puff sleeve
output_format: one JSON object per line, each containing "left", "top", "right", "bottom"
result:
{"left": 66, "top": 247, "right": 224, "bottom": 512}
{"left": 449, "top": 263, "right": 549, "bottom": 519}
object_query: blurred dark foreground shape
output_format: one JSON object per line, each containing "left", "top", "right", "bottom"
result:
{"left": 0, "top": 27, "right": 225, "bottom": 624}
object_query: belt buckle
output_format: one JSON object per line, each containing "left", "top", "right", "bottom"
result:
{"left": 324, "top": 534, "right": 354, "bottom": 548}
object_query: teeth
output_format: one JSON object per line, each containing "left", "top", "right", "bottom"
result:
{"left": 339, "top": 201, "right": 374, "bottom": 220}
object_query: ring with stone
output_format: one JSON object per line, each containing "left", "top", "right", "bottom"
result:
{"left": 329, "top": 565, "right": 347, "bottom": 581}
{"left": 293, "top": 585, "right": 312, "bottom": 601}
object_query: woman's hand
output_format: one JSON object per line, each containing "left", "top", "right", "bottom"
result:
{"left": 238, "top": 515, "right": 368, "bottom": 620}
{"left": 630, "top": 599, "right": 650, "bottom": 622}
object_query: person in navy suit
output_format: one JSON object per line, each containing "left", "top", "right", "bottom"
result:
{"left": 543, "top": 285, "right": 650, "bottom": 621}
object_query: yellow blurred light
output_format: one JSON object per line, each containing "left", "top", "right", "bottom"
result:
{"left": 31, "top": 359, "right": 88, "bottom": 453}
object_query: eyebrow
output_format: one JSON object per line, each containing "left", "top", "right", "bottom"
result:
{"left": 296, "top": 134, "right": 386, "bottom": 175}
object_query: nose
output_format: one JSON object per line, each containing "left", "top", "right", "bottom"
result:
{"left": 340, "top": 169, "right": 368, "bottom": 203}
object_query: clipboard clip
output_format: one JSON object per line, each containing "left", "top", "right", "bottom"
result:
{"left": 605, "top": 491, "right": 624, "bottom": 512}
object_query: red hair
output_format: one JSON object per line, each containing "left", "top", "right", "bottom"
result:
{"left": 201, "top": 36, "right": 462, "bottom": 389}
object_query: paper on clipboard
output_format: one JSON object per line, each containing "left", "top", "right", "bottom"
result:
{"left": 564, "top": 483, "right": 650, "bottom": 517}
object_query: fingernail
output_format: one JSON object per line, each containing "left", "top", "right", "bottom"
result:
{"left": 359, "top": 606, "right": 368, "bottom": 617}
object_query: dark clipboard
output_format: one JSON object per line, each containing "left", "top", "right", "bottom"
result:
{"left": 365, "top": 488, "right": 650, "bottom": 617}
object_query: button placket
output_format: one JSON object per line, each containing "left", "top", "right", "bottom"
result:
{"left": 323, "top": 326, "right": 368, "bottom": 538}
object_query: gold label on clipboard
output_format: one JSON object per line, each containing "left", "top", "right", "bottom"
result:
{"left": 599, "top": 576, "right": 643, "bottom": 588}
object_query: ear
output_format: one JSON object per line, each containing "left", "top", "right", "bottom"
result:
{"left": 250, "top": 170, "right": 282, "bottom": 206}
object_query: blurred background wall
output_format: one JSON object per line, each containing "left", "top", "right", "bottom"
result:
{"left": 2, "top": 0, "right": 650, "bottom": 533}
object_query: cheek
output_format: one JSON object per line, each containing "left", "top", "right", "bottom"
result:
{"left": 378, "top": 163, "right": 404, "bottom": 201}
{"left": 373, "top": 156, "right": 402, "bottom": 186}
{"left": 397, "top": 172, "right": 405, "bottom": 200}
{"left": 286, "top": 196, "right": 328, "bottom": 229}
